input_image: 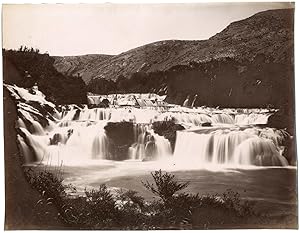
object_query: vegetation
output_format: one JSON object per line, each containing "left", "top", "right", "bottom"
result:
{"left": 3, "top": 47, "right": 87, "bottom": 104}
{"left": 24, "top": 167, "right": 259, "bottom": 229}
{"left": 164, "top": 54, "right": 294, "bottom": 109}
{"left": 87, "top": 71, "right": 167, "bottom": 95}
{"left": 86, "top": 52, "right": 293, "bottom": 114}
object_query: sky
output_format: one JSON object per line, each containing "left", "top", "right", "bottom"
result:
{"left": 2, "top": 2, "right": 294, "bottom": 56}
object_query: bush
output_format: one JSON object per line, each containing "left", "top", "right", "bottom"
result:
{"left": 142, "top": 169, "right": 189, "bottom": 205}
{"left": 24, "top": 167, "right": 73, "bottom": 202}
{"left": 83, "top": 185, "right": 119, "bottom": 227}
{"left": 25, "top": 168, "right": 257, "bottom": 229}
{"left": 141, "top": 170, "right": 257, "bottom": 228}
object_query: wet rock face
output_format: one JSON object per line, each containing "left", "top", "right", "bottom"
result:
{"left": 267, "top": 108, "right": 295, "bottom": 135}
{"left": 282, "top": 136, "right": 296, "bottom": 166}
{"left": 5, "top": 85, "right": 57, "bottom": 132}
{"left": 104, "top": 122, "right": 134, "bottom": 146}
{"left": 104, "top": 122, "right": 135, "bottom": 160}
{"left": 201, "top": 122, "right": 212, "bottom": 127}
{"left": 152, "top": 121, "right": 185, "bottom": 151}
{"left": 50, "top": 134, "right": 62, "bottom": 145}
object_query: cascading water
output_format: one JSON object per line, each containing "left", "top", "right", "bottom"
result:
{"left": 12, "top": 88, "right": 171, "bottom": 165}
{"left": 173, "top": 127, "right": 289, "bottom": 167}
{"left": 7, "top": 84, "right": 291, "bottom": 168}
{"left": 156, "top": 111, "right": 269, "bottom": 126}
{"left": 234, "top": 113, "right": 272, "bottom": 125}
{"left": 129, "top": 124, "right": 172, "bottom": 160}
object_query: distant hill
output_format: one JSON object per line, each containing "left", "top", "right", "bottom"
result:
{"left": 53, "top": 54, "right": 113, "bottom": 83}
{"left": 53, "top": 8, "right": 293, "bottom": 84}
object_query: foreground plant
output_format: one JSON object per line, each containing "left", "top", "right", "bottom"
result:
{"left": 142, "top": 169, "right": 189, "bottom": 205}
{"left": 25, "top": 167, "right": 257, "bottom": 229}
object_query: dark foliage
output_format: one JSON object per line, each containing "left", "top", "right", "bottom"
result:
{"left": 142, "top": 169, "right": 189, "bottom": 205}
{"left": 3, "top": 48, "right": 87, "bottom": 104}
{"left": 165, "top": 54, "right": 294, "bottom": 109}
{"left": 141, "top": 169, "right": 258, "bottom": 228}
{"left": 87, "top": 78, "right": 117, "bottom": 94}
{"left": 25, "top": 168, "right": 258, "bottom": 229}
{"left": 86, "top": 71, "right": 167, "bottom": 95}
{"left": 86, "top": 53, "right": 294, "bottom": 122}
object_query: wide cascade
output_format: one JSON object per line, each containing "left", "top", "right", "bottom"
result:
{"left": 173, "top": 127, "right": 289, "bottom": 167}
{"left": 7, "top": 84, "right": 290, "bottom": 168}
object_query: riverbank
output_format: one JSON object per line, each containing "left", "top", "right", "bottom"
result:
{"left": 54, "top": 161, "right": 298, "bottom": 228}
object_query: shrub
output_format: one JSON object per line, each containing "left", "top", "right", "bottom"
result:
{"left": 221, "top": 189, "right": 256, "bottom": 217}
{"left": 24, "top": 167, "right": 73, "bottom": 202}
{"left": 83, "top": 185, "right": 119, "bottom": 227}
{"left": 25, "top": 168, "right": 257, "bottom": 229}
{"left": 142, "top": 169, "right": 189, "bottom": 205}
{"left": 142, "top": 170, "right": 257, "bottom": 228}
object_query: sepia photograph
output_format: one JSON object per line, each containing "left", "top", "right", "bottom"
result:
{"left": 2, "top": 2, "right": 297, "bottom": 230}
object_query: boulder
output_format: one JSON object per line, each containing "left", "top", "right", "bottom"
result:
{"left": 152, "top": 120, "right": 185, "bottom": 151}
{"left": 201, "top": 122, "right": 212, "bottom": 127}
{"left": 104, "top": 122, "right": 134, "bottom": 160}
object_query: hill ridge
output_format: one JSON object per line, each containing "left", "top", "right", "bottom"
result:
{"left": 53, "top": 8, "right": 294, "bottom": 84}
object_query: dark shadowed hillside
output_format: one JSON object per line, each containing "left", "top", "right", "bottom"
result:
{"left": 53, "top": 9, "right": 293, "bottom": 84}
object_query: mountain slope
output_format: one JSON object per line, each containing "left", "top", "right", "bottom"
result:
{"left": 53, "top": 54, "right": 113, "bottom": 83}
{"left": 53, "top": 8, "right": 293, "bottom": 84}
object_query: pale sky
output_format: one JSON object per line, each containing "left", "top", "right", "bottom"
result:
{"left": 2, "top": 3, "right": 294, "bottom": 56}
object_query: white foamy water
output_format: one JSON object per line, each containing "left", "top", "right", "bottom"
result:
{"left": 6, "top": 85, "right": 290, "bottom": 169}
{"left": 173, "top": 127, "right": 289, "bottom": 168}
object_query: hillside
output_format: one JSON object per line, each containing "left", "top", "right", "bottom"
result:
{"left": 53, "top": 54, "right": 113, "bottom": 83}
{"left": 53, "top": 8, "right": 293, "bottom": 84}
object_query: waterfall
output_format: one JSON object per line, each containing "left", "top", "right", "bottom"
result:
{"left": 234, "top": 113, "right": 271, "bottom": 125}
{"left": 19, "top": 127, "right": 48, "bottom": 162}
{"left": 211, "top": 113, "right": 235, "bottom": 124}
{"left": 7, "top": 84, "right": 290, "bottom": 168}
{"left": 129, "top": 124, "right": 149, "bottom": 160}
{"left": 17, "top": 135, "right": 34, "bottom": 163}
{"left": 233, "top": 137, "right": 288, "bottom": 166}
{"left": 157, "top": 112, "right": 213, "bottom": 126}
{"left": 152, "top": 133, "right": 172, "bottom": 158}
{"left": 18, "top": 117, "right": 172, "bottom": 165}
{"left": 79, "top": 107, "right": 111, "bottom": 121}
{"left": 31, "top": 120, "right": 45, "bottom": 135}
{"left": 129, "top": 124, "right": 172, "bottom": 160}
{"left": 17, "top": 117, "right": 26, "bottom": 129}
{"left": 173, "top": 127, "right": 289, "bottom": 167}
{"left": 92, "top": 130, "right": 109, "bottom": 159}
